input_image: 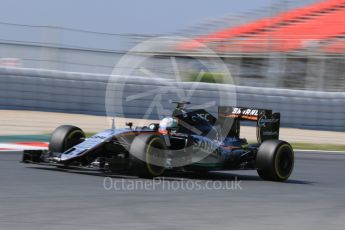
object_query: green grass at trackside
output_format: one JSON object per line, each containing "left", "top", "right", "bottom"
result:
{"left": 247, "top": 141, "right": 345, "bottom": 152}
{"left": 0, "top": 133, "right": 95, "bottom": 143}
{"left": 85, "top": 133, "right": 96, "bottom": 138}
{"left": 185, "top": 72, "right": 226, "bottom": 84}
{"left": 291, "top": 143, "right": 345, "bottom": 152}
{"left": 0, "top": 133, "right": 97, "bottom": 142}
{"left": 0, "top": 135, "right": 50, "bottom": 142}
{"left": 0, "top": 133, "right": 97, "bottom": 143}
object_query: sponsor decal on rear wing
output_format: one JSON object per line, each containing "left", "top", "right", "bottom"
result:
{"left": 218, "top": 107, "right": 264, "bottom": 121}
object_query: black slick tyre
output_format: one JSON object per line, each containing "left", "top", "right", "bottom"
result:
{"left": 129, "top": 134, "right": 168, "bottom": 178}
{"left": 49, "top": 125, "right": 85, "bottom": 153}
{"left": 256, "top": 140, "right": 294, "bottom": 182}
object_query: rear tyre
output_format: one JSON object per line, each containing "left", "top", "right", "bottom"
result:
{"left": 130, "top": 134, "right": 168, "bottom": 178}
{"left": 49, "top": 125, "right": 85, "bottom": 153}
{"left": 256, "top": 140, "right": 294, "bottom": 182}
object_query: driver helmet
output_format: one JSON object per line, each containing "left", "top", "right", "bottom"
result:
{"left": 159, "top": 117, "right": 177, "bottom": 134}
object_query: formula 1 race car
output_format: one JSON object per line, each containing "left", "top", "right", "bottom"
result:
{"left": 22, "top": 101, "right": 294, "bottom": 182}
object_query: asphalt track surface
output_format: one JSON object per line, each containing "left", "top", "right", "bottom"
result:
{"left": 0, "top": 151, "right": 344, "bottom": 230}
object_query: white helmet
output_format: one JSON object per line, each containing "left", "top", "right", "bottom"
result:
{"left": 159, "top": 117, "right": 177, "bottom": 134}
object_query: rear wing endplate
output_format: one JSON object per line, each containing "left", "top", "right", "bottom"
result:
{"left": 218, "top": 107, "right": 280, "bottom": 143}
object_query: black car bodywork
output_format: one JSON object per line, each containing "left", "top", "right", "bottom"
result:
{"left": 22, "top": 102, "right": 294, "bottom": 181}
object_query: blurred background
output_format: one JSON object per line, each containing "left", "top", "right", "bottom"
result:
{"left": 0, "top": 0, "right": 344, "bottom": 147}
{"left": 1, "top": 0, "right": 344, "bottom": 90}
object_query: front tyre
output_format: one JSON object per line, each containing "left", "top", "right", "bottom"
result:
{"left": 130, "top": 134, "right": 168, "bottom": 178}
{"left": 49, "top": 125, "right": 85, "bottom": 153}
{"left": 256, "top": 140, "right": 294, "bottom": 182}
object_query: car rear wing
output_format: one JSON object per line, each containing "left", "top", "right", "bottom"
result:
{"left": 218, "top": 106, "right": 280, "bottom": 143}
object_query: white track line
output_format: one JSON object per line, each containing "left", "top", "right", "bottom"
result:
{"left": 0, "top": 143, "right": 48, "bottom": 151}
